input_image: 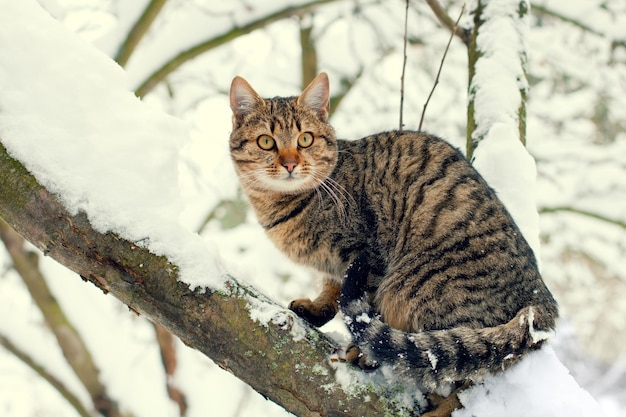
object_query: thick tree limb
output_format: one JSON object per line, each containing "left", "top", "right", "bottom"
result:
{"left": 0, "top": 140, "right": 412, "bottom": 416}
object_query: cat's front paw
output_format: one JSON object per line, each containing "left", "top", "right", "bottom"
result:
{"left": 289, "top": 298, "right": 337, "bottom": 327}
{"left": 345, "top": 342, "right": 379, "bottom": 371}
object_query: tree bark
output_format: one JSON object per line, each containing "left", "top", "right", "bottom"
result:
{"left": 0, "top": 140, "right": 412, "bottom": 416}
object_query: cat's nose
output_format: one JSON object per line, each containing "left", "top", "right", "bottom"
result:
{"left": 282, "top": 160, "right": 297, "bottom": 173}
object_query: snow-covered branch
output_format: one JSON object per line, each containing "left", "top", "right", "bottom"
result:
{"left": 0, "top": 140, "right": 413, "bottom": 416}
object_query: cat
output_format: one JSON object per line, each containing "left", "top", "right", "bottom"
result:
{"left": 228, "top": 72, "right": 558, "bottom": 410}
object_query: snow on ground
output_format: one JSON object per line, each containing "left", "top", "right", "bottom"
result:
{"left": 0, "top": 0, "right": 224, "bottom": 290}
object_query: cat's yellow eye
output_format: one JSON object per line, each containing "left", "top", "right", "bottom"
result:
{"left": 257, "top": 134, "right": 276, "bottom": 150}
{"left": 297, "top": 132, "right": 314, "bottom": 148}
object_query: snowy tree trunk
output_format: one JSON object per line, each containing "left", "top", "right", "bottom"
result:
{"left": 465, "top": 0, "right": 541, "bottom": 255}
{"left": 0, "top": 140, "right": 410, "bottom": 417}
{"left": 466, "top": 0, "right": 530, "bottom": 160}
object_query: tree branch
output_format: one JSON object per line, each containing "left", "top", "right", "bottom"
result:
{"left": 465, "top": 0, "right": 530, "bottom": 159}
{"left": 328, "top": 67, "right": 365, "bottom": 119}
{"left": 418, "top": 4, "right": 465, "bottom": 132}
{"left": 115, "top": 0, "right": 169, "bottom": 67}
{"left": 540, "top": 206, "right": 626, "bottom": 230}
{"left": 154, "top": 323, "right": 188, "bottom": 416}
{"left": 135, "top": 0, "right": 339, "bottom": 98}
{"left": 0, "top": 140, "right": 413, "bottom": 417}
{"left": 531, "top": 4, "right": 604, "bottom": 37}
{"left": 425, "top": 0, "right": 471, "bottom": 45}
{"left": 0, "top": 218, "right": 126, "bottom": 417}
{"left": 0, "top": 332, "right": 92, "bottom": 417}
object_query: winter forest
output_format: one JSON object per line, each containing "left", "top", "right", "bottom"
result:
{"left": 0, "top": 0, "right": 625, "bottom": 416}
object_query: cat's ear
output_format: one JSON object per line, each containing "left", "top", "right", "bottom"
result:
{"left": 298, "top": 72, "right": 330, "bottom": 122}
{"left": 230, "top": 76, "right": 264, "bottom": 125}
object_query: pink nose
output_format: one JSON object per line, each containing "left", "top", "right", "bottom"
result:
{"left": 283, "top": 161, "right": 297, "bottom": 173}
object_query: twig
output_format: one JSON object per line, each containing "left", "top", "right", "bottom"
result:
{"left": 0, "top": 333, "right": 92, "bottom": 417}
{"left": 399, "top": 0, "right": 409, "bottom": 130}
{"left": 418, "top": 4, "right": 465, "bottom": 132}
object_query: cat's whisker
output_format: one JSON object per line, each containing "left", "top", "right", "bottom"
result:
{"left": 311, "top": 172, "right": 349, "bottom": 220}
{"left": 236, "top": 169, "right": 271, "bottom": 191}
{"left": 323, "top": 176, "right": 356, "bottom": 208}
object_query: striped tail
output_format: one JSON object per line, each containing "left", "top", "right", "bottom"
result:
{"left": 339, "top": 255, "right": 556, "bottom": 391}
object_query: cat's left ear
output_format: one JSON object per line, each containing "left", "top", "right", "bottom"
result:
{"left": 230, "top": 76, "right": 264, "bottom": 126}
{"left": 298, "top": 72, "right": 330, "bottom": 122}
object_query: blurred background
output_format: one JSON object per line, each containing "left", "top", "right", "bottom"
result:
{"left": 1, "top": 1, "right": 624, "bottom": 416}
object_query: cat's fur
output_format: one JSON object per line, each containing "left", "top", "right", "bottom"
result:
{"left": 228, "top": 73, "right": 558, "bottom": 398}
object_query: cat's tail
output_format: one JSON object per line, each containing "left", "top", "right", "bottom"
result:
{"left": 339, "top": 255, "right": 556, "bottom": 390}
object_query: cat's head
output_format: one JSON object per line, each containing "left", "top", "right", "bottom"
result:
{"left": 229, "top": 73, "right": 337, "bottom": 194}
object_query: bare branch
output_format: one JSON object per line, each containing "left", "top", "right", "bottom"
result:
{"left": 328, "top": 67, "right": 365, "bottom": 118}
{"left": 540, "top": 206, "right": 626, "bottom": 230}
{"left": 399, "top": 0, "right": 409, "bottom": 130}
{"left": 0, "top": 219, "right": 127, "bottom": 417}
{"left": 425, "top": 0, "right": 470, "bottom": 44}
{"left": 154, "top": 324, "right": 188, "bottom": 416}
{"left": 531, "top": 4, "right": 604, "bottom": 37}
{"left": 0, "top": 332, "right": 92, "bottom": 417}
{"left": 135, "top": 0, "right": 340, "bottom": 98}
{"left": 115, "top": 0, "right": 169, "bottom": 67}
{"left": 418, "top": 4, "right": 465, "bottom": 132}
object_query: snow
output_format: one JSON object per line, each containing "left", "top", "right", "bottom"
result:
{"left": 456, "top": 347, "right": 603, "bottom": 417}
{"left": 0, "top": 0, "right": 623, "bottom": 417}
{"left": 470, "top": 0, "right": 529, "bottom": 147}
{"left": 426, "top": 349, "right": 439, "bottom": 370}
{"left": 247, "top": 296, "right": 308, "bottom": 342}
{"left": 473, "top": 123, "right": 542, "bottom": 260}
{"left": 0, "top": 0, "right": 224, "bottom": 290}
{"left": 469, "top": 0, "right": 542, "bottom": 259}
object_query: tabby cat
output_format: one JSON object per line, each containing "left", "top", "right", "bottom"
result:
{"left": 228, "top": 72, "right": 558, "bottom": 409}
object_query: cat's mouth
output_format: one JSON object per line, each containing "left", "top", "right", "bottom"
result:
{"left": 261, "top": 171, "right": 314, "bottom": 193}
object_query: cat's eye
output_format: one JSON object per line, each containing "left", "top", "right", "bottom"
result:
{"left": 257, "top": 135, "right": 276, "bottom": 150}
{"left": 297, "top": 132, "right": 314, "bottom": 148}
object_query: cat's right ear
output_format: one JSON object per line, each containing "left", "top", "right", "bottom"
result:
{"left": 230, "top": 76, "right": 263, "bottom": 127}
